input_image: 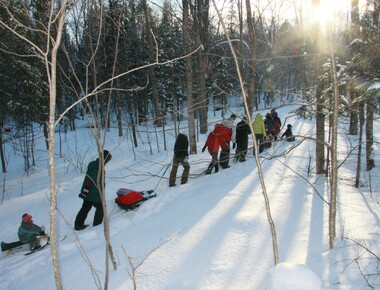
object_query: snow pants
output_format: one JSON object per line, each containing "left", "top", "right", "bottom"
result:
{"left": 75, "top": 200, "right": 103, "bottom": 227}
{"left": 235, "top": 141, "right": 248, "bottom": 162}
{"left": 169, "top": 156, "right": 190, "bottom": 187}
{"left": 219, "top": 144, "right": 231, "bottom": 169}
{"left": 206, "top": 151, "right": 219, "bottom": 174}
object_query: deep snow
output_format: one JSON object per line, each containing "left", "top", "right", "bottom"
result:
{"left": 0, "top": 104, "right": 379, "bottom": 290}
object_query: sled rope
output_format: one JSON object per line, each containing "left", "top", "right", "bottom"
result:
{"left": 153, "top": 161, "right": 172, "bottom": 191}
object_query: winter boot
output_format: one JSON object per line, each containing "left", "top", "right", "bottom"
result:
{"left": 75, "top": 224, "right": 89, "bottom": 231}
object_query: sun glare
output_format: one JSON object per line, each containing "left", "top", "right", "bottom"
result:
{"left": 309, "top": 0, "right": 349, "bottom": 28}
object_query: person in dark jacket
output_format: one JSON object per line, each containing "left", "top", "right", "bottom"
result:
{"left": 169, "top": 133, "right": 190, "bottom": 187}
{"left": 235, "top": 116, "right": 251, "bottom": 162}
{"left": 271, "top": 109, "right": 282, "bottom": 140}
{"left": 18, "top": 213, "right": 45, "bottom": 250}
{"left": 264, "top": 113, "right": 275, "bottom": 134}
{"left": 281, "top": 124, "right": 295, "bottom": 141}
{"left": 74, "top": 150, "right": 112, "bottom": 231}
{"left": 263, "top": 113, "right": 275, "bottom": 149}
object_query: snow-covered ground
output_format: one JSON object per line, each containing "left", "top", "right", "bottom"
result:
{"left": 0, "top": 104, "right": 379, "bottom": 290}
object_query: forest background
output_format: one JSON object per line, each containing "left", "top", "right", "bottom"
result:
{"left": 0, "top": 0, "right": 379, "bottom": 289}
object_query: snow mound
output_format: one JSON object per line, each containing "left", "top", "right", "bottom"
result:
{"left": 268, "top": 262, "right": 322, "bottom": 290}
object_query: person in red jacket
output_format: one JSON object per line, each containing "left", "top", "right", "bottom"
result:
{"left": 202, "top": 124, "right": 223, "bottom": 174}
{"left": 219, "top": 114, "right": 236, "bottom": 168}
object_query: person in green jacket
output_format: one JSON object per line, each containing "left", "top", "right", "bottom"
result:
{"left": 74, "top": 150, "right": 112, "bottom": 231}
{"left": 18, "top": 213, "right": 45, "bottom": 250}
{"left": 252, "top": 113, "right": 266, "bottom": 154}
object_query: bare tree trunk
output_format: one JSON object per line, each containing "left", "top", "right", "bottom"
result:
{"left": 355, "top": 101, "right": 364, "bottom": 188}
{"left": 127, "top": 93, "right": 138, "bottom": 148}
{"left": 366, "top": 98, "right": 375, "bottom": 170}
{"left": 328, "top": 38, "right": 339, "bottom": 249}
{"left": 313, "top": 0, "right": 326, "bottom": 175}
{"left": 116, "top": 77, "right": 123, "bottom": 137}
{"left": 0, "top": 122, "right": 6, "bottom": 173}
{"left": 47, "top": 3, "right": 67, "bottom": 289}
{"left": 211, "top": 0, "right": 279, "bottom": 266}
{"left": 245, "top": 0, "right": 256, "bottom": 113}
{"left": 365, "top": 0, "right": 378, "bottom": 171}
{"left": 142, "top": 0, "right": 162, "bottom": 127}
{"left": 349, "top": 0, "right": 359, "bottom": 135}
{"left": 195, "top": 0, "right": 209, "bottom": 134}
{"left": 183, "top": 0, "right": 197, "bottom": 154}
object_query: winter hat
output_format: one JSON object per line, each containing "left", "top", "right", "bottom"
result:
{"left": 22, "top": 213, "right": 33, "bottom": 223}
{"left": 287, "top": 124, "right": 292, "bottom": 128}
{"left": 103, "top": 150, "right": 112, "bottom": 163}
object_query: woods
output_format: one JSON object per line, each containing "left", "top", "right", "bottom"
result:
{"left": 0, "top": 0, "right": 379, "bottom": 288}
{"left": 1, "top": 0, "right": 378, "bottom": 166}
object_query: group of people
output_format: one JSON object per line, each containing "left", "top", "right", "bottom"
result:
{"left": 170, "top": 110, "right": 295, "bottom": 183}
{"left": 8, "top": 111, "right": 294, "bottom": 249}
{"left": 201, "top": 110, "right": 294, "bottom": 174}
{"left": 12, "top": 110, "right": 295, "bottom": 242}
{"left": 16, "top": 111, "right": 294, "bottom": 240}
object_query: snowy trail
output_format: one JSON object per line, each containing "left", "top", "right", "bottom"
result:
{"left": 1, "top": 108, "right": 380, "bottom": 290}
{"left": 105, "top": 135, "right": 326, "bottom": 290}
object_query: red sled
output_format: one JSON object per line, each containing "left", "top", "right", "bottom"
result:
{"left": 115, "top": 188, "right": 156, "bottom": 211}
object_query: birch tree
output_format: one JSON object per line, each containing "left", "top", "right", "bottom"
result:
{"left": 0, "top": 0, "right": 71, "bottom": 286}
{"left": 183, "top": 0, "right": 197, "bottom": 154}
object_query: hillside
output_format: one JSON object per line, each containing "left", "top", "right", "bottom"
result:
{"left": 1, "top": 105, "right": 379, "bottom": 290}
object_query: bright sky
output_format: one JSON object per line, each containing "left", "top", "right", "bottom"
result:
{"left": 148, "top": 0, "right": 364, "bottom": 34}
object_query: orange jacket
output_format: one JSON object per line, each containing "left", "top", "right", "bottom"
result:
{"left": 203, "top": 131, "right": 219, "bottom": 152}
{"left": 214, "top": 124, "right": 231, "bottom": 149}
{"left": 203, "top": 124, "right": 231, "bottom": 152}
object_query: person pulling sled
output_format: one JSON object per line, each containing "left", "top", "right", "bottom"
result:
{"left": 74, "top": 150, "right": 112, "bottom": 231}
{"left": 169, "top": 133, "right": 190, "bottom": 187}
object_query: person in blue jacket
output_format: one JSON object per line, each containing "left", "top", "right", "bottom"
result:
{"left": 74, "top": 150, "right": 112, "bottom": 231}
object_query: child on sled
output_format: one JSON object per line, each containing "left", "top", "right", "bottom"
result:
{"left": 1, "top": 213, "right": 46, "bottom": 252}
{"left": 18, "top": 213, "right": 45, "bottom": 251}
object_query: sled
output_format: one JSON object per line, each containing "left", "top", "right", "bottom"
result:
{"left": 1, "top": 235, "right": 50, "bottom": 254}
{"left": 115, "top": 188, "right": 157, "bottom": 211}
{"left": 24, "top": 238, "right": 50, "bottom": 255}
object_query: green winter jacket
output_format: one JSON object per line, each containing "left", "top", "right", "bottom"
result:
{"left": 18, "top": 222, "right": 42, "bottom": 243}
{"left": 80, "top": 159, "right": 105, "bottom": 204}
{"left": 252, "top": 113, "right": 266, "bottom": 137}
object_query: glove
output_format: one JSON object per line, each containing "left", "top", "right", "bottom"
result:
{"left": 202, "top": 147, "right": 206, "bottom": 153}
{"left": 37, "top": 226, "right": 46, "bottom": 237}
{"left": 232, "top": 143, "right": 236, "bottom": 149}
{"left": 79, "top": 181, "right": 90, "bottom": 198}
